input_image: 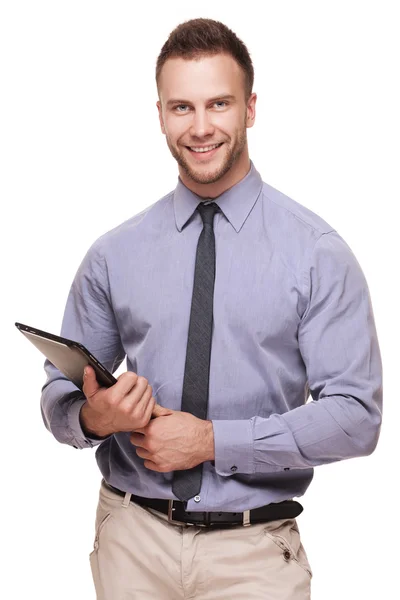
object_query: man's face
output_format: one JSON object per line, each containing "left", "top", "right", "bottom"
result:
{"left": 157, "top": 54, "right": 256, "bottom": 186}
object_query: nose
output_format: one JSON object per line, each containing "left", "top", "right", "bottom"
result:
{"left": 189, "top": 109, "right": 215, "bottom": 139}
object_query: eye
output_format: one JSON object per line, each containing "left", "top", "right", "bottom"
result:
{"left": 175, "top": 104, "right": 190, "bottom": 112}
{"left": 214, "top": 101, "right": 227, "bottom": 108}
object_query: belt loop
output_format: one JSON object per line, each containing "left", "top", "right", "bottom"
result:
{"left": 242, "top": 510, "right": 251, "bottom": 527}
{"left": 122, "top": 492, "right": 131, "bottom": 507}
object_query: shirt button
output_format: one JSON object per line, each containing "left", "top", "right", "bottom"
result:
{"left": 284, "top": 468, "right": 290, "bottom": 471}
{"left": 194, "top": 495, "right": 201, "bottom": 503}
{"left": 230, "top": 466, "right": 238, "bottom": 472}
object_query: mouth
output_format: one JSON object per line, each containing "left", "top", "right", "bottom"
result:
{"left": 185, "top": 142, "right": 224, "bottom": 159}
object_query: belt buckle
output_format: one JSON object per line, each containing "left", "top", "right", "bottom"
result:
{"left": 168, "top": 501, "right": 251, "bottom": 528}
{"left": 168, "top": 500, "right": 193, "bottom": 526}
{"left": 168, "top": 500, "right": 210, "bottom": 527}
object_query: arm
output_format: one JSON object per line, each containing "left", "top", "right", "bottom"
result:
{"left": 40, "top": 240, "right": 126, "bottom": 449}
{"left": 212, "top": 231, "right": 383, "bottom": 476}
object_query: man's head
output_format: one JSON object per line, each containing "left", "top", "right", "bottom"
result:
{"left": 156, "top": 19, "right": 257, "bottom": 197}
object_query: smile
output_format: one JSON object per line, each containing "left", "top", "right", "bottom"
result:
{"left": 186, "top": 143, "right": 224, "bottom": 158}
{"left": 189, "top": 143, "right": 223, "bottom": 153}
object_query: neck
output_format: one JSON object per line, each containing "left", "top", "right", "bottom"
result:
{"left": 179, "top": 148, "right": 251, "bottom": 199}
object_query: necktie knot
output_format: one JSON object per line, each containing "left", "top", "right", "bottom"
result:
{"left": 197, "top": 202, "right": 220, "bottom": 227}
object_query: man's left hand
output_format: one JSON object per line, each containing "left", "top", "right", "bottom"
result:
{"left": 130, "top": 410, "right": 215, "bottom": 472}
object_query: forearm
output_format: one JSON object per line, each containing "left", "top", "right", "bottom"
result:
{"left": 212, "top": 392, "right": 382, "bottom": 476}
{"left": 41, "top": 384, "right": 97, "bottom": 449}
{"left": 41, "top": 364, "right": 109, "bottom": 449}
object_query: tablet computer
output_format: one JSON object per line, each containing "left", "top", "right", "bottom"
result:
{"left": 15, "top": 322, "right": 117, "bottom": 390}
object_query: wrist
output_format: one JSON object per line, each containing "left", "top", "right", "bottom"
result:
{"left": 201, "top": 419, "right": 215, "bottom": 462}
{"left": 80, "top": 402, "right": 113, "bottom": 439}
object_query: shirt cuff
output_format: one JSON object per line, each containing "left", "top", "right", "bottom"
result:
{"left": 212, "top": 419, "right": 254, "bottom": 476}
{"left": 68, "top": 398, "right": 108, "bottom": 449}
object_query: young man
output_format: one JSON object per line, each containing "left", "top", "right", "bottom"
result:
{"left": 41, "top": 18, "right": 383, "bottom": 600}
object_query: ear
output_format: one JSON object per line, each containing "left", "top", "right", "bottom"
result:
{"left": 156, "top": 101, "right": 166, "bottom": 135}
{"left": 246, "top": 92, "right": 257, "bottom": 129}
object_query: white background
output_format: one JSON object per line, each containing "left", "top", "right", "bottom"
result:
{"left": 1, "top": 1, "right": 398, "bottom": 598}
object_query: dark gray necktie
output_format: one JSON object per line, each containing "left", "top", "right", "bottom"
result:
{"left": 172, "top": 201, "right": 220, "bottom": 502}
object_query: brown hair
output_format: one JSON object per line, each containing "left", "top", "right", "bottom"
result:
{"left": 156, "top": 18, "right": 254, "bottom": 101}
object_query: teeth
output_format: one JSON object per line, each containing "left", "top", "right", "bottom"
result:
{"left": 190, "top": 144, "right": 221, "bottom": 153}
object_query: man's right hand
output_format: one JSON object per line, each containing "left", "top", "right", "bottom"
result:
{"left": 80, "top": 365, "right": 172, "bottom": 438}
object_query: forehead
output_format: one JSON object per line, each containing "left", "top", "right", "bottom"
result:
{"left": 158, "top": 54, "right": 245, "bottom": 103}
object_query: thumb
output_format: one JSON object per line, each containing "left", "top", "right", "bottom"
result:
{"left": 82, "top": 365, "right": 101, "bottom": 399}
{"left": 152, "top": 403, "right": 174, "bottom": 418}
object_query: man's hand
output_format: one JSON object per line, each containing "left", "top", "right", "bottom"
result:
{"left": 130, "top": 411, "right": 215, "bottom": 472}
{"left": 80, "top": 365, "right": 172, "bottom": 438}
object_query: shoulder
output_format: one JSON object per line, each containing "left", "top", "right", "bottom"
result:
{"left": 88, "top": 190, "right": 175, "bottom": 258}
{"left": 261, "top": 181, "right": 335, "bottom": 238}
{"left": 258, "top": 180, "right": 359, "bottom": 286}
{"left": 261, "top": 182, "right": 358, "bottom": 264}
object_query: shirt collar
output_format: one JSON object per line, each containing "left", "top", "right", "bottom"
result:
{"left": 173, "top": 160, "right": 263, "bottom": 233}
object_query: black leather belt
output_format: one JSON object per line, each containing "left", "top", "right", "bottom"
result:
{"left": 107, "top": 483, "right": 303, "bottom": 528}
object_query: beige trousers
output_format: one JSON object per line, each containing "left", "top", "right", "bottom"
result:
{"left": 89, "top": 480, "right": 312, "bottom": 600}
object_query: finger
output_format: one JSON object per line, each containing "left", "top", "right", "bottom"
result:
{"left": 151, "top": 403, "right": 174, "bottom": 418}
{"left": 130, "top": 432, "right": 146, "bottom": 445}
{"left": 141, "top": 395, "right": 156, "bottom": 423}
{"left": 135, "top": 447, "right": 151, "bottom": 460}
{"left": 82, "top": 365, "right": 101, "bottom": 399}
{"left": 115, "top": 371, "right": 140, "bottom": 396}
{"left": 143, "top": 459, "right": 159, "bottom": 471}
{"left": 131, "top": 427, "right": 146, "bottom": 434}
{"left": 126, "top": 383, "right": 153, "bottom": 418}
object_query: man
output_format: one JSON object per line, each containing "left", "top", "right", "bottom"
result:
{"left": 41, "top": 17, "right": 383, "bottom": 600}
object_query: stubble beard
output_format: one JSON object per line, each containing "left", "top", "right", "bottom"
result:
{"left": 166, "top": 124, "right": 248, "bottom": 185}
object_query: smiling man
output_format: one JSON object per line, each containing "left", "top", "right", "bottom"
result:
{"left": 41, "top": 17, "right": 382, "bottom": 600}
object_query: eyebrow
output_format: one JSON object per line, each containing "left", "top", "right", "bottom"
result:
{"left": 166, "top": 94, "right": 236, "bottom": 107}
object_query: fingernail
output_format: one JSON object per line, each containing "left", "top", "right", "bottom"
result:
{"left": 84, "top": 367, "right": 88, "bottom": 377}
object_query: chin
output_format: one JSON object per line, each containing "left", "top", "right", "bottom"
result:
{"left": 189, "top": 154, "right": 229, "bottom": 177}
{"left": 188, "top": 165, "right": 229, "bottom": 185}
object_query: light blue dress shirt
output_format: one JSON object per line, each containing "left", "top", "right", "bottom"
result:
{"left": 41, "top": 162, "right": 383, "bottom": 512}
